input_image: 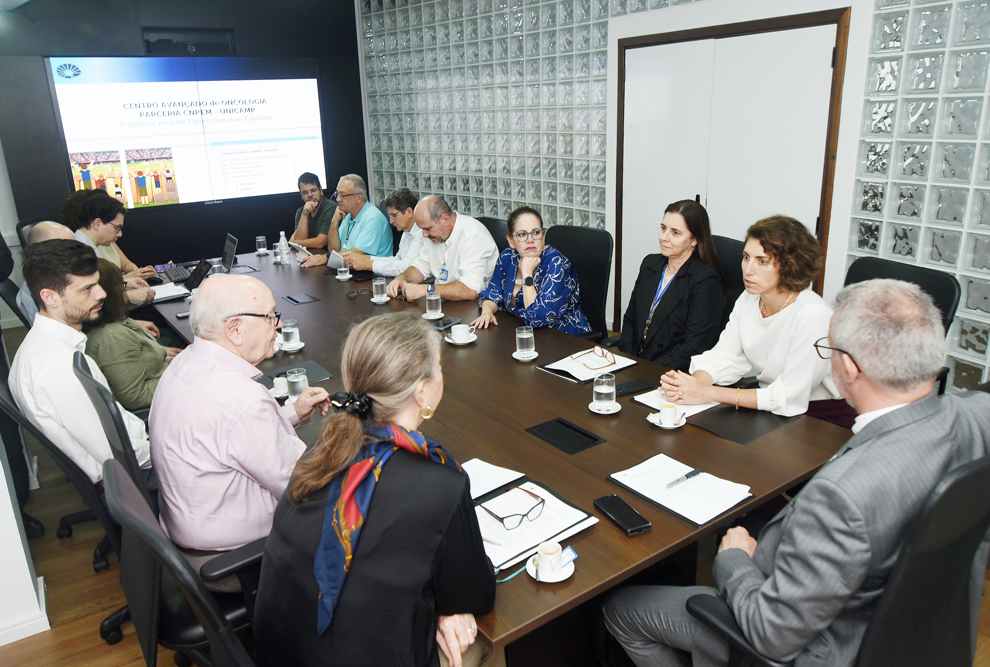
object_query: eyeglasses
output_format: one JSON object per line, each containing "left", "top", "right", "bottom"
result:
{"left": 332, "top": 191, "right": 360, "bottom": 201}
{"left": 511, "top": 229, "right": 544, "bottom": 241}
{"left": 571, "top": 346, "right": 616, "bottom": 370}
{"left": 107, "top": 221, "right": 123, "bottom": 232}
{"left": 346, "top": 288, "right": 371, "bottom": 300}
{"left": 224, "top": 310, "right": 281, "bottom": 326}
{"left": 475, "top": 487, "right": 545, "bottom": 530}
{"left": 813, "top": 336, "right": 860, "bottom": 371}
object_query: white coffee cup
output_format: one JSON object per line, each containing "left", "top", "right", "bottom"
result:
{"left": 450, "top": 324, "right": 476, "bottom": 343}
{"left": 660, "top": 402, "right": 680, "bottom": 426}
{"left": 273, "top": 376, "right": 288, "bottom": 396}
{"left": 537, "top": 540, "right": 562, "bottom": 576}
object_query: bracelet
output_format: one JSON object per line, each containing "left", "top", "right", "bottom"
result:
{"left": 735, "top": 388, "right": 740, "bottom": 411}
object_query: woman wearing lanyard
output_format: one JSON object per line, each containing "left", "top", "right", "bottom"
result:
{"left": 617, "top": 200, "right": 724, "bottom": 370}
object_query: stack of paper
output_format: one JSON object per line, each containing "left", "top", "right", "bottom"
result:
{"left": 151, "top": 283, "right": 190, "bottom": 302}
{"left": 633, "top": 389, "right": 718, "bottom": 419}
{"left": 462, "top": 459, "right": 525, "bottom": 499}
{"left": 539, "top": 349, "right": 637, "bottom": 383}
{"left": 610, "top": 454, "right": 751, "bottom": 525}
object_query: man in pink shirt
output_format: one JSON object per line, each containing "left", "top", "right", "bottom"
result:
{"left": 150, "top": 274, "right": 329, "bottom": 579}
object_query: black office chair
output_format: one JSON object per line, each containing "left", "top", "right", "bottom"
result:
{"left": 478, "top": 216, "right": 510, "bottom": 254}
{"left": 16, "top": 216, "right": 58, "bottom": 248}
{"left": 712, "top": 235, "right": 745, "bottom": 332}
{"left": 686, "top": 454, "right": 990, "bottom": 667}
{"left": 103, "top": 460, "right": 256, "bottom": 667}
{"left": 545, "top": 225, "right": 614, "bottom": 342}
{"left": 0, "top": 279, "right": 32, "bottom": 328}
{"left": 844, "top": 256, "right": 960, "bottom": 394}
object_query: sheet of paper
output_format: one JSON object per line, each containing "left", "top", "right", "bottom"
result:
{"left": 151, "top": 283, "right": 190, "bottom": 302}
{"left": 610, "top": 454, "right": 752, "bottom": 526}
{"left": 462, "top": 458, "right": 525, "bottom": 500}
{"left": 326, "top": 250, "right": 346, "bottom": 269}
{"left": 544, "top": 349, "right": 637, "bottom": 383}
{"left": 476, "top": 482, "right": 593, "bottom": 570}
{"left": 633, "top": 389, "right": 718, "bottom": 418}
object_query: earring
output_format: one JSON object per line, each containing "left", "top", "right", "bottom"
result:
{"left": 419, "top": 406, "right": 434, "bottom": 420}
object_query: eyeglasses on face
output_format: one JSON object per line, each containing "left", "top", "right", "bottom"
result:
{"left": 107, "top": 221, "right": 123, "bottom": 232}
{"left": 511, "top": 228, "right": 544, "bottom": 241}
{"left": 224, "top": 310, "right": 281, "bottom": 326}
{"left": 475, "top": 486, "right": 545, "bottom": 530}
{"left": 571, "top": 345, "right": 616, "bottom": 370}
{"left": 813, "top": 336, "right": 860, "bottom": 371}
{"left": 332, "top": 191, "right": 360, "bottom": 201}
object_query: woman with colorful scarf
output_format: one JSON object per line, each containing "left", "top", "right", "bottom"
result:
{"left": 255, "top": 313, "right": 495, "bottom": 667}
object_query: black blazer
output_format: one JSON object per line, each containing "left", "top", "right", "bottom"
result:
{"left": 618, "top": 252, "right": 723, "bottom": 371}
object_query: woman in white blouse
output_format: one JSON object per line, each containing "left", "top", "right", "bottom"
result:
{"left": 660, "top": 215, "right": 854, "bottom": 428}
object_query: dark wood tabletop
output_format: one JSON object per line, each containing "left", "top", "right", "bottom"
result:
{"left": 156, "top": 252, "right": 851, "bottom": 653}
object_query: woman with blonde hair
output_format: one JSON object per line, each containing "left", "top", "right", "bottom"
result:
{"left": 255, "top": 312, "right": 495, "bottom": 667}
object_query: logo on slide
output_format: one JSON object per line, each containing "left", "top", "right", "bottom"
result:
{"left": 56, "top": 63, "right": 82, "bottom": 79}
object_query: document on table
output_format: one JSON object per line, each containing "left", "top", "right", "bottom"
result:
{"left": 462, "top": 458, "right": 525, "bottom": 500}
{"left": 538, "top": 349, "right": 637, "bottom": 383}
{"left": 475, "top": 482, "right": 597, "bottom": 571}
{"left": 151, "top": 283, "right": 190, "bottom": 302}
{"left": 326, "top": 250, "right": 346, "bottom": 269}
{"left": 610, "top": 454, "right": 752, "bottom": 526}
{"left": 633, "top": 389, "right": 718, "bottom": 419}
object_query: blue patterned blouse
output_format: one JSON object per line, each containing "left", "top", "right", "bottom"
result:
{"left": 479, "top": 245, "right": 591, "bottom": 335}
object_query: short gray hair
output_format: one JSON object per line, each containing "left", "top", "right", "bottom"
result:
{"left": 831, "top": 279, "right": 946, "bottom": 392}
{"left": 189, "top": 275, "right": 266, "bottom": 340}
{"left": 27, "top": 221, "right": 73, "bottom": 245}
{"left": 340, "top": 174, "right": 367, "bottom": 199}
{"left": 422, "top": 194, "right": 452, "bottom": 222}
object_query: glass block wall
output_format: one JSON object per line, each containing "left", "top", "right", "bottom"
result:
{"left": 855, "top": 0, "right": 990, "bottom": 390}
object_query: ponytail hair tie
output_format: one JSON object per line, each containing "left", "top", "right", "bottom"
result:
{"left": 329, "top": 391, "right": 373, "bottom": 419}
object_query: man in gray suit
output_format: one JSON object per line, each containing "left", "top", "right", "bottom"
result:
{"left": 604, "top": 279, "right": 990, "bottom": 667}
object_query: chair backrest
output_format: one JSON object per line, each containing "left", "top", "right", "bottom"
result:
{"left": 477, "top": 216, "right": 510, "bottom": 254}
{"left": 0, "top": 361, "right": 121, "bottom": 558}
{"left": 712, "top": 235, "right": 745, "bottom": 331}
{"left": 545, "top": 225, "right": 614, "bottom": 341}
{"left": 844, "top": 256, "right": 960, "bottom": 333}
{"left": 854, "top": 455, "right": 990, "bottom": 667}
{"left": 103, "top": 460, "right": 256, "bottom": 667}
{"left": 71, "top": 351, "right": 156, "bottom": 510}
{"left": 0, "top": 279, "right": 32, "bottom": 329}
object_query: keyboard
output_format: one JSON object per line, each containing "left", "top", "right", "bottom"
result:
{"left": 162, "top": 264, "right": 192, "bottom": 283}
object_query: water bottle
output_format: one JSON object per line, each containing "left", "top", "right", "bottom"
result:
{"left": 278, "top": 231, "right": 289, "bottom": 264}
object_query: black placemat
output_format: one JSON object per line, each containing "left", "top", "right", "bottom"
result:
{"left": 686, "top": 404, "right": 798, "bottom": 445}
{"left": 257, "top": 361, "right": 332, "bottom": 389}
{"left": 526, "top": 418, "right": 605, "bottom": 454}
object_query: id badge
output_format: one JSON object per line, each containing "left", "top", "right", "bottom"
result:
{"left": 438, "top": 267, "right": 449, "bottom": 282}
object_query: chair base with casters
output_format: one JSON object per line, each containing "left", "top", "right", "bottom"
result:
{"left": 55, "top": 509, "right": 114, "bottom": 571}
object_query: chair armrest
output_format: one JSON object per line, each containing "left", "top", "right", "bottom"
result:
{"left": 579, "top": 330, "right": 604, "bottom": 343}
{"left": 685, "top": 595, "right": 793, "bottom": 667}
{"left": 600, "top": 335, "right": 620, "bottom": 348}
{"left": 200, "top": 537, "right": 266, "bottom": 582}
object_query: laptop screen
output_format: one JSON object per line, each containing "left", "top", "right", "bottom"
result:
{"left": 221, "top": 234, "right": 237, "bottom": 273}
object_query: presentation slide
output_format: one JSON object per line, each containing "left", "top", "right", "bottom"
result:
{"left": 48, "top": 57, "right": 327, "bottom": 209}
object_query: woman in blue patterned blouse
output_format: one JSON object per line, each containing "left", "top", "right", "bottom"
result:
{"left": 471, "top": 206, "right": 592, "bottom": 335}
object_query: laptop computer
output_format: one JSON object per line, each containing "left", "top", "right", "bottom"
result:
{"left": 150, "top": 258, "right": 212, "bottom": 302}
{"left": 220, "top": 233, "right": 237, "bottom": 273}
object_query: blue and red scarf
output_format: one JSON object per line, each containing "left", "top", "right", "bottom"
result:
{"left": 314, "top": 421, "right": 460, "bottom": 634}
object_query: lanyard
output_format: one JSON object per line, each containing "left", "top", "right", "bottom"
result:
{"left": 641, "top": 268, "right": 675, "bottom": 343}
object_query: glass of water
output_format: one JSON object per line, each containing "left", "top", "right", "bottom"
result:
{"left": 281, "top": 319, "right": 300, "bottom": 346}
{"left": 515, "top": 326, "right": 535, "bottom": 357}
{"left": 593, "top": 373, "right": 616, "bottom": 409}
{"left": 426, "top": 293, "right": 442, "bottom": 318}
{"left": 372, "top": 276, "right": 387, "bottom": 300}
{"left": 272, "top": 243, "right": 284, "bottom": 264}
{"left": 286, "top": 368, "right": 309, "bottom": 402}
{"left": 337, "top": 265, "right": 351, "bottom": 279}
{"left": 256, "top": 235, "right": 268, "bottom": 254}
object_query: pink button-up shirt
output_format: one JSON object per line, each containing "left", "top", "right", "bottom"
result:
{"left": 149, "top": 337, "right": 305, "bottom": 551}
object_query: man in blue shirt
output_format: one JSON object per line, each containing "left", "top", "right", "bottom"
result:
{"left": 300, "top": 174, "right": 391, "bottom": 266}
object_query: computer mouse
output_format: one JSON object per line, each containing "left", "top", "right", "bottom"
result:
{"left": 146, "top": 275, "right": 164, "bottom": 286}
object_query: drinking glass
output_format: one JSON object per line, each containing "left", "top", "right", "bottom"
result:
{"left": 281, "top": 319, "right": 300, "bottom": 346}
{"left": 515, "top": 326, "right": 535, "bottom": 356}
{"left": 256, "top": 235, "right": 268, "bottom": 254}
{"left": 593, "top": 373, "right": 616, "bottom": 408}
{"left": 337, "top": 265, "right": 351, "bottom": 279}
{"left": 286, "top": 368, "right": 309, "bottom": 402}
{"left": 272, "top": 243, "right": 284, "bottom": 264}
{"left": 372, "top": 276, "right": 387, "bottom": 300}
{"left": 426, "top": 293, "right": 442, "bottom": 317}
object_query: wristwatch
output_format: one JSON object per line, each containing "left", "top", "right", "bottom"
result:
{"left": 523, "top": 276, "right": 534, "bottom": 287}
{"left": 427, "top": 284, "right": 435, "bottom": 294}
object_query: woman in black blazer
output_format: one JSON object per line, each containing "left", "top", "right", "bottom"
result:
{"left": 617, "top": 200, "right": 723, "bottom": 371}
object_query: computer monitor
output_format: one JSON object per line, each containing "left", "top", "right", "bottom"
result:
{"left": 220, "top": 234, "right": 237, "bottom": 273}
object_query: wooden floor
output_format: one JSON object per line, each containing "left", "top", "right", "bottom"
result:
{"left": 1, "top": 324, "right": 989, "bottom": 666}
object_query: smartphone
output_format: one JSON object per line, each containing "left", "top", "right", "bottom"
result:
{"left": 430, "top": 317, "right": 461, "bottom": 331}
{"left": 175, "top": 311, "right": 190, "bottom": 319}
{"left": 594, "top": 495, "right": 651, "bottom": 536}
{"left": 615, "top": 378, "right": 654, "bottom": 397}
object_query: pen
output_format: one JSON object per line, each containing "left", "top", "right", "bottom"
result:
{"left": 483, "top": 537, "right": 501, "bottom": 546}
{"left": 666, "top": 467, "right": 702, "bottom": 489}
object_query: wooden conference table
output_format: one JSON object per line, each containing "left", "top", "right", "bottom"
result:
{"left": 155, "top": 252, "right": 851, "bottom": 665}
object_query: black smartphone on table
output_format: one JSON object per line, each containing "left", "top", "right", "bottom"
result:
{"left": 594, "top": 494, "right": 651, "bottom": 536}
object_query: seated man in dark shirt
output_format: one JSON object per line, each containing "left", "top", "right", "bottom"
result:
{"left": 289, "top": 172, "right": 336, "bottom": 250}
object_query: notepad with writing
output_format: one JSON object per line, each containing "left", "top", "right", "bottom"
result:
{"left": 609, "top": 454, "right": 752, "bottom": 526}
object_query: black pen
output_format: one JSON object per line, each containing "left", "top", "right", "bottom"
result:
{"left": 666, "top": 467, "right": 702, "bottom": 489}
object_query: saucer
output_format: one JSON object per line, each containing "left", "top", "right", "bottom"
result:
{"left": 445, "top": 333, "right": 478, "bottom": 345}
{"left": 281, "top": 342, "right": 306, "bottom": 353}
{"left": 371, "top": 295, "right": 390, "bottom": 304}
{"left": 335, "top": 274, "right": 352, "bottom": 281}
{"left": 512, "top": 350, "right": 538, "bottom": 362}
{"left": 422, "top": 311, "right": 445, "bottom": 320}
{"left": 648, "top": 413, "right": 687, "bottom": 430}
{"left": 526, "top": 555, "right": 574, "bottom": 583}
{"left": 269, "top": 386, "right": 288, "bottom": 399}
{"left": 589, "top": 401, "right": 621, "bottom": 415}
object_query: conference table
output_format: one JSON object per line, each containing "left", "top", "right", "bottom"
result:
{"left": 155, "top": 252, "right": 851, "bottom": 665}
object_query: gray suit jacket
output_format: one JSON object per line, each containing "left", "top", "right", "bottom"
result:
{"left": 713, "top": 391, "right": 990, "bottom": 666}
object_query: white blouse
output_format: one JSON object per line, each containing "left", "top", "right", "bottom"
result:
{"left": 689, "top": 290, "right": 840, "bottom": 417}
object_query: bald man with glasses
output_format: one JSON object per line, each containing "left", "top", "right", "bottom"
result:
{"left": 150, "top": 275, "right": 330, "bottom": 575}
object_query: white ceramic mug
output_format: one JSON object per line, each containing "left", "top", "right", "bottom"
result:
{"left": 450, "top": 324, "right": 476, "bottom": 343}
{"left": 537, "top": 541, "right": 562, "bottom": 576}
{"left": 660, "top": 402, "right": 680, "bottom": 426}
